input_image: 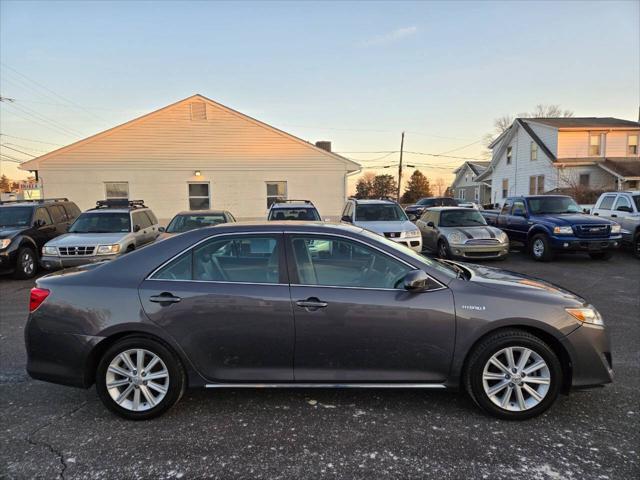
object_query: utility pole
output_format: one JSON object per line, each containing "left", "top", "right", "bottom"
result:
{"left": 397, "top": 131, "right": 405, "bottom": 201}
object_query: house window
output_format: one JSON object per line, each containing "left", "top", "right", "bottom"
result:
{"left": 474, "top": 187, "right": 480, "bottom": 202}
{"left": 188, "top": 182, "right": 210, "bottom": 210}
{"left": 506, "top": 146, "right": 512, "bottom": 165}
{"left": 529, "top": 175, "right": 545, "bottom": 195}
{"left": 628, "top": 134, "right": 638, "bottom": 155}
{"left": 502, "top": 179, "right": 509, "bottom": 198}
{"left": 530, "top": 142, "right": 538, "bottom": 161}
{"left": 589, "top": 134, "right": 603, "bottom": 156}
{"left": 105, "top": 182, "right": 129, "bottom": 199}
{"left": 266, "top": 181, "right": 287, "bottom": 208}
{"left": 459, "top": 189, "right": 466, "bottom": 200}
{"left": 579, "top": 174, "right": 590, "bottom": 187}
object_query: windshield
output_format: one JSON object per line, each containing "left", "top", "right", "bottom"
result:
{"left": 269, "top": 208, "right": 320, "bottom": 221}
{"left": 440, "top": 209, "right": 487, "bottom": 227}
{"left": 528, "top": 196, "right": 581, "bottom": 215}
{"left": 358, "top": 228, "right": 458, "bottom": 280}
{"left": 355, "top": 204, "right": 408, "bottom": 222}
{"left": 69, "top": 212, "right": 131, "bottom": 233}
{"left": 0, "top": 207, "right": 32, "bottom": 227}
{"left": 167, "top": 214, "right": 227, "bottom": 233}
{"left": 633, "top": 195, "right": 640, "bottom": 211}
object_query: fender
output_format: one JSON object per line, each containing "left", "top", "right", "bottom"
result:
{"left": 526, "top": 223, "right": 552, "bottom": 242}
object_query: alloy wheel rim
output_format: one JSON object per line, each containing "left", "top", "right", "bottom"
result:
{"left": 439, "top": 243, "right": 447, "bottom": 257}
{"left": 482, "top": 346, "right": 551, "bottom": 412}
{"left": 533, "top": 239, "right": 544, "bottom": 257}
{"left": 22, "top": 252, "right": 34, "bottom": 274}
{"left": 106, "top": 349, "right": 169, "bottom": 412}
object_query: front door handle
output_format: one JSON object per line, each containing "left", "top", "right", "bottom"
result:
{"left": 296, "top": 298, "right": 328, "bottom": 310}
{"left": 611, "top": 214, "right": 617, "bottom": 218}
{"left": 149, "top": 293, "right": 182, "bottom": 304}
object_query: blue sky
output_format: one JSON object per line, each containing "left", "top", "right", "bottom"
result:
{"left": 1, "top": 0, "right": 638, "bottom": 182}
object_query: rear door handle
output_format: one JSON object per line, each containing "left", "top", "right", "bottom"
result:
{"left": 149, "top": 293, "right": 182, "bottom": 304}
{"left": 611, "top": 214, "right": 617, "bottom": 218}
{"left": 296, "top": 298, "right": 328, "bottom": 310}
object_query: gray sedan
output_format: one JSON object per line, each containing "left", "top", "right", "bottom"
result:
{"left": 25, "top": 222, "right": 612, "bottom": 421}
{"left": 417, "top": 207, "right": 509, "bottom": 260}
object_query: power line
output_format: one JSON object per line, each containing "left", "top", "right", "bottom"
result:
{"left": 0, "top": 153, "right": 25, "bottom": 163}
{"left": 0, "top": 144, "right": 37, "bottom": 157}
{"left": 2, "top": 102, "right": 82, "bottom": 138}
{"left": 0, "top": 134, "right": 64, "bottom": 146}
{"left": 1, "top": 142, "right": 51, "bottom": 154}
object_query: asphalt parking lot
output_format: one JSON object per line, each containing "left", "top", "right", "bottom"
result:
{"left": 1, "top": 248, "right": 639, "bottom": 479}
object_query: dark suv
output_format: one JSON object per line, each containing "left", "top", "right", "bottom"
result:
{"left": 405, "top": 197, "right": 459, "bottom": 218}
{"left": 0, "top": 198, "right": 81, "bottom": 278}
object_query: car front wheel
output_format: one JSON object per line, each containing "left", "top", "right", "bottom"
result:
{"left": 529, "top": 234, "right": 554, "bottom": 262}
{"left": 96, "top": 337, "right": 186, "bottom": 420}
{"left": 465, "top": 329, "right": 562, "bottom": 420}
{"left": 437, "top": 239, "right": 450, "bottom": 259}
{"left": 13, "top": 247, "right": 37, "bottom": 279}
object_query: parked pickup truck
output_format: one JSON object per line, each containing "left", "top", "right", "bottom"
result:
{"left": 482, "top": 195, "right": 622, "bottom": 261}
{"left": 591, "top": 191, "right": 640, "bottom": 258}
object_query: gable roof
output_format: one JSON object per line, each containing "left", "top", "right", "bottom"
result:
{"left": 20, "top": 93, "right": 361, "bottom": 172}
{"left": 526, "top": 117, "right": 640, "bottom": 129}
{"left": 467, "top": 161, "right": 490, "bottom": 176}
{"left": 517, "top": 119, "right": 556, "bottom": 161}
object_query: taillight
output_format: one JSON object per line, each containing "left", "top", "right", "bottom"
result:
{"left": 29, "top": 288, "right": 50, "bottom": 312}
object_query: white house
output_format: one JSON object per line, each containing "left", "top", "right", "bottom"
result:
{"left": 450, "top": 161, "right": 491, "bottom": 204}
{"left": 476, "top": 117, "right": 640, "bottom": 204}
{"left": 19, "top": 94, "right": 361, "bottom": 222}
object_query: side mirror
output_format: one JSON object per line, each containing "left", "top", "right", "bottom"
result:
{"left": 583, "top": 208, "right": 591, "bottom": 214}
{"left": 408, "top": 214, "right": 417, "bottom": 222}
{"left": 402, "top": 270, "right": 430, "bottom": 292}
{"left": 133, "top": 225, "right": 141, "bottom": 232}
{"left": 427, "top": 221, "right": 435, "bottom": 228}
{"left": 158, "top": 226, "right": 166, "bottom": 232}
{"left": 341, "top": 215, "right": 352, "bottom": 223}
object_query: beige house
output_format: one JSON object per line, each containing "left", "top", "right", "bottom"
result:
{"left": 20, "top": 94, "right": 361, "bottom": 222}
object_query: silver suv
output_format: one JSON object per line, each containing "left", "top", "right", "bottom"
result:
{"left": 341, "top": 198, "right": 422, "bottom": 252}
{"left": 592, "top": 190, "right": 640, "bottom": 257}
{"left": 40, "top": 200, "right": 160, "bottom": 269}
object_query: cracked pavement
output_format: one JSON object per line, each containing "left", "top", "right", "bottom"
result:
{"left": 1, "top": 249, "right": 639, "bottom": 479}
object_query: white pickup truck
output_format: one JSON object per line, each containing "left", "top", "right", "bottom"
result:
{"left": 591, "top": 191, "right": 640, "bottom": 257}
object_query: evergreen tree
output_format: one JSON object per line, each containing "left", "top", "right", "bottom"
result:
{"left": 401, "top": 170, "right": 432, "bottom": 204}
{"left": 370, "top": 174, "right": 398, "bottom": 198}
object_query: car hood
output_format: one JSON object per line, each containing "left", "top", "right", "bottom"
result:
{"left": 449, "top": 261, "right": 585, "bottom": 304}
{"left": 355, "top": 220, "right": 419, "bottom": 234}
{"left": 0, "top": 226, "right": 26, "bottom": 239}
{"left": 535, "top": 213, "right": 614, "bottom": 226}
{"left": 438, "top": 225, "right": 504, "bottom": 241}
{"left": 46, "top": 233, "right": 128, "bottom": 246}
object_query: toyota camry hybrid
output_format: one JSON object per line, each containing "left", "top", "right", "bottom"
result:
{"left": 25, "top": 222, "right": 613, "bottom": 421}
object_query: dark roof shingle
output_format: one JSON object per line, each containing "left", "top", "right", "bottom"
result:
{"left": 525, "top": 117, "right": 640, "bottom": 129}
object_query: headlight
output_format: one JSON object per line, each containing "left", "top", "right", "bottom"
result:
{"left": 447, "top": 232, "right": 464, "bottom": 244}
{"left": 0, "top": 239, "right": 11, "bottom": 249}
{"left": 405, "top": 230, "right": 421, "bottom": 238}
{"left": 96, "top": 244, "right": 121, "bottom": 255}
{"left": 565, "top": 306, "right": 604, "bottom": 326}
{"left": 553, "top": 226, "right": 573, "bottom": 235}
{"left": 611, "top": 224, "right": 621, "bottom": 234}
{"left": 42, "top": 246, "right": 58, "bottom": 256}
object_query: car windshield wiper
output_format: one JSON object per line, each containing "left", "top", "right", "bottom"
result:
{"left": 435, "top": 258, "right": 467, "bottom": 279}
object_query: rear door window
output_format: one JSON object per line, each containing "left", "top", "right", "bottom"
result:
{"left": 34, "top": 207, "right": 52, "bottom": 226}
{"left": 133, "top": 211, "right": 152, "bottom": 229}
{"left": 48, "top": 205, "right": 67, "bottom": 223}
{"left": 613, "top": 196, "right": 632, "bottom": 212}
{"left": 63, "top": 203, "right": 81, "bottom": 220}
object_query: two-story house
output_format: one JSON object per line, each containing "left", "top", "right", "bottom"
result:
{"left": 476, "top": 117, "right": 640, "bottom": 204}
{"left": 450, "top": 161, "right": 491, "bottom": 204}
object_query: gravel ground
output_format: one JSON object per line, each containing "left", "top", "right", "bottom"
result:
{"left": 1, "top": 248, "right": 639, "bottom": 479}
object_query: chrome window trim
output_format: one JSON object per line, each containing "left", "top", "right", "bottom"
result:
{"left": 147, "top": 278, "right": 287, "bottom": 287}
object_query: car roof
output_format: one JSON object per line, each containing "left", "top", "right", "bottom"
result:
{"left": 83, "top": 208, "right": 144, "bottom": 214}
{"left": 351, "top": 199, "right": 397, "bottom": 205}
{"left": 271, "top": 203, "right": 317, "bottom": 208}
{"left": 174, "top": 210, "right": 228, "bottom": 216}
{"left": 427, "top": 206, "right": 471, "bottom": 212}
{"left": 0, "top": 199, "right": 70, "bottom": 208}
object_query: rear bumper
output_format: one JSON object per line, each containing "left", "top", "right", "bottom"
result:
{"left": 40, "top": 254, "right": 118, "bottom": 270}
{"left": 562, "top": 323, "right": 614, "bottom": 388}
{"left": 549, "top": 235, "right": 621, "bottom": 252}
{"left": 25, "top": 315, "right": 103, "bottom": 388}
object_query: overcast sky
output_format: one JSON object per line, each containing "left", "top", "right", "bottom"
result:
{"left": 1, "top": 0, "right": 638, "bottom": 185}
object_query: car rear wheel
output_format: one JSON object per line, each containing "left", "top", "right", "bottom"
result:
{"left": 588, "top": 251, "right": 613, "bottom": 260}
{"left": 96, "top": 337, "right": 186, "bottom": 420}
{"left": 465, "top": 329, "right": 562, "bottom": 420}
{"left": 13, "top": 247, "right": 37, "bottom": 279}
{"left": 529, "top": 234, "right": 554, "bottom": 262}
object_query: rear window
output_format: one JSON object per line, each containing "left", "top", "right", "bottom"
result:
{"left": 269, "top": 208, "right": 320, "bottom": 221}
{"left": 166, "top": 214, "right": 228, "bottom": 233}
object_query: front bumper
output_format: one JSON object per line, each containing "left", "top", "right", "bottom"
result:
{"left": 0, "top": 248, "right": 18, "bottom": 274}
{"left": 448, "top": 243, "right": 509, "bottom": 260}
{"left": 549, "top": 235, "right": 622, "bottom": 252}
{"left": 389, "top": 236, "right": 422, "bottom": 252}
{"left": 562, "top": 323, "right": 614, "bottom": 388}
{"left": 40, "top": 254, "right": 119, "bottom": 270}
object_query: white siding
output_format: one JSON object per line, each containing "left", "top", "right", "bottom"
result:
{"left": 557, "top": 130, "right": 640, "bottom": 158}
{"left": 556, "top": 165, "right": 616, "bottom": 190}
{"left": 527, "top": 121, "right": 558, "bottom": 157}
{"left": 27, "top": 96, "right": 358, "bottom": 222}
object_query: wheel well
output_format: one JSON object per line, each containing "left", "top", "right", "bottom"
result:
{"left": 126, "top": 244, "right": 135, "bottom": 251}
{"left": 460, "top": 325, "right": 573, "bottom": 393}
{"left": 84, "top": 331, "right": 187, "bottom": 387}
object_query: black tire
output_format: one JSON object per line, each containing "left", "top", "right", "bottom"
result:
{"left": 13, "top": 246, "right": 37, "bottom": 279}
{"left": 529, "top": 233, "right": 554, "bottom": 262}
{"left": 437, "top": 239, "right": 451, "bottom": 259}
{"left": 634, "top": 232, "right": 640, "bottom": 259}
{"left": 464, "top": 329, "right": 562, "bottom": 420}
{"left": 96, "top": 337, "right": 186, "bottom": 420}
{"left": 588, "top": 250, "right": 613, "bottom": 260}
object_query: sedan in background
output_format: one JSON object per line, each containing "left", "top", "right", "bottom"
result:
{"left": 418, "top": 207, "right": 509, "bottom": 260}
{"left": 405, "top": 197, "right": 459, "bottom": 219}
{"left": 159, "top": 210, "right": 236, "bottom": 239}
{"left": 26, "top": 222, "right": 612, "bottom": 421}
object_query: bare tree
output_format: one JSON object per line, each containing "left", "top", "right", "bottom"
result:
{"left": 488, "top": 104, "right": 574, "bottom": 139}
{"left": 556, "top": 168, "right": 615, "bottom": 204}
{"left": 434, "top": 177, "right": 446, "bottom": 196}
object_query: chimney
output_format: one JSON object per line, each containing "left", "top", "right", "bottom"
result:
{"left": 315, "top": 141, "right": 332, "bottom": 152}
